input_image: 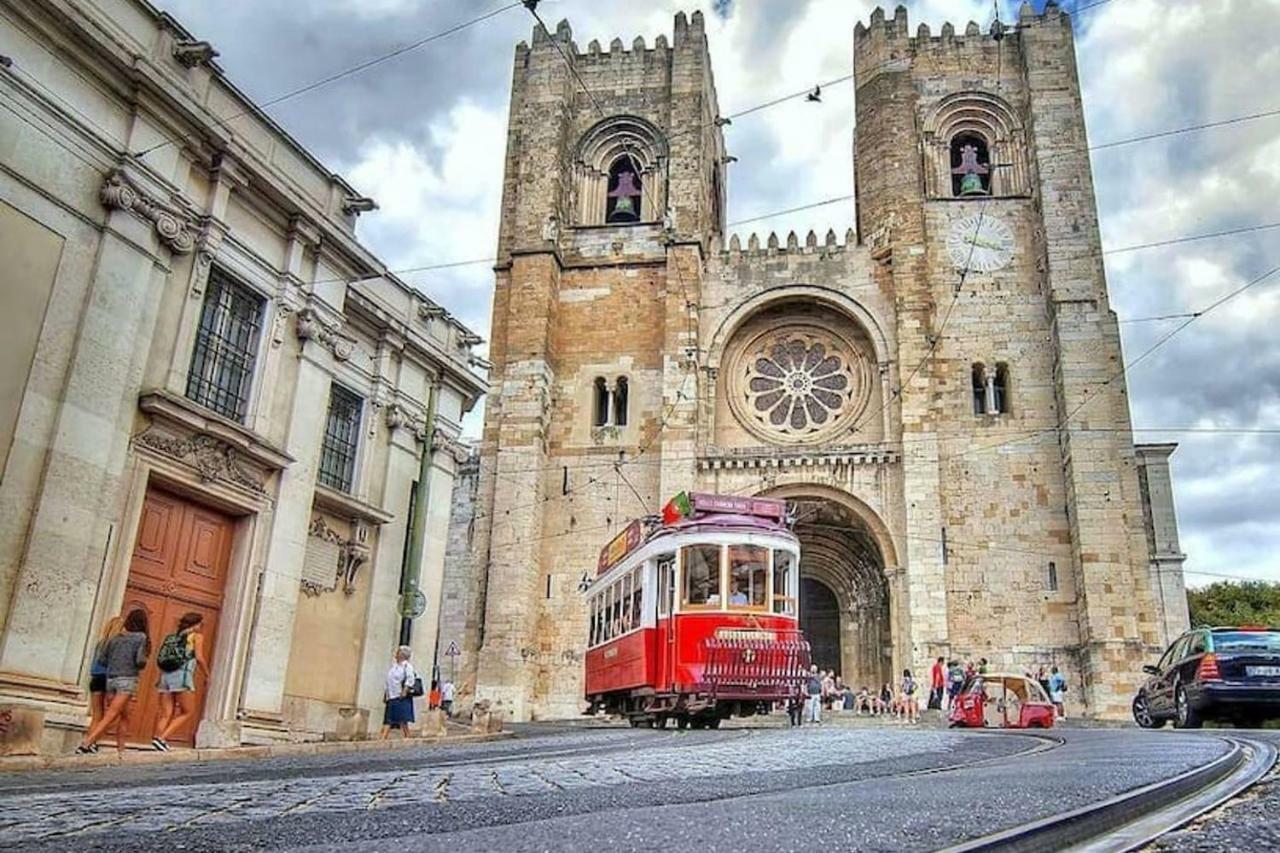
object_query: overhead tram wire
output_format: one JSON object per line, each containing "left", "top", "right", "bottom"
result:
{"left": 841, "top": 0, "right": 1007, "bottom": 439}
{"left": 133, "top": 1, "right": 524, "bottom": 159}
{"left": 465, "top": 1, "right": 1271, "bottom": 521}
{"left": 521, "top": 0, "right": 701, "bottom": 500}
{"left": 466, "top": 423, "right": 1280, "bottom": 494}
{"left": 954, "top": 260, "right": 1280, "bottom": 461}
{"left": 474, "top": 1, "right": 705, "bottom": 534}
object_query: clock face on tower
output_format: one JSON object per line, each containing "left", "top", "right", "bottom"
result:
{"left": 946, "top": 213, "right": 1015, "bottom": 273}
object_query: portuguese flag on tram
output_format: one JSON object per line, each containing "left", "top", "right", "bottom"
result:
{"left": 661, "top": 491, "right": 693, "bottom": 525}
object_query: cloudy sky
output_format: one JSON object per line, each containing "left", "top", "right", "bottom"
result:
{"left": 153, "top": 0, "right": 1280, "bottom": 586}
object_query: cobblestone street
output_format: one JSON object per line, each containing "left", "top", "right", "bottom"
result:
{"left": 0, "top": 725, "right": 1244, "bottom": 852}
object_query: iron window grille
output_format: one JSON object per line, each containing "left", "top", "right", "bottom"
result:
{"left": 318, "top": 383, "right": 363, "bottom": 492}
{"left": 185, "top": 267, "right": 265, "bottom": 422}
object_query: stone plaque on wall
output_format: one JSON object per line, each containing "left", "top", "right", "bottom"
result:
{"left": 301, "top": 517, "right": 343, "bottom": 595}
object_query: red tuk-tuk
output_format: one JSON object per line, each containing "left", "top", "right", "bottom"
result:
{"left": 949, "top": 673, "right": 1056, "bottom": 729}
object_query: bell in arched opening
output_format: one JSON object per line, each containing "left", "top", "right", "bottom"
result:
{"left": 950, "top": 134, "right": 991, "bottom": 197}
{"left": 606, "top": 157, "right": 643, "bottom": 223}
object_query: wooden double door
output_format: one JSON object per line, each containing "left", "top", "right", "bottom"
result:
{"left": 119, "top": 487, "right": 234, "bottom": 745}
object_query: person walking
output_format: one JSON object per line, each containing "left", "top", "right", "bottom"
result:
{"left": 804, "top": 665, "right": 822, "bottom": 725}
{"left": 85, "top": 615, "right": 124, "bottom": 753}
{"left": 440, "top": 678, "right": 455, "bottom": 717}
{"left": 380, "top": 645, "right": 418, "bottom": 739}
{"left": 76, "top": 609, "right": 150, "bottom": 755}
{"left": 428, "top": 680, "right": 441, "bottom": 711}
{"left": 928, "top": 656, "right": 945, "bottom": 711}
{"left": 946, "top": 659, "right": 966, "bottom": 711}
{"left": 151, "top": 611, "right": 208, "bottom": 751}
{"left": 900, "top": 669, "right": 919, "bottom": 723}
{"left": 1048, "top": 666, "right": 1067, "bottom": 719}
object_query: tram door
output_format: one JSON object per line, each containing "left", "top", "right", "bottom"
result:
{"left": 656, "top": 553, "right": 676, "bottom": 690}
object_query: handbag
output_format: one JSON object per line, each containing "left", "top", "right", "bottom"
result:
{"left": 410, "top": 676, "right": 425, "bottom": 697}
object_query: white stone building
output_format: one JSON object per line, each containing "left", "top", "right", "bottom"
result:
{"left": 0, "top": 0, "right": 485, "bottom": 751}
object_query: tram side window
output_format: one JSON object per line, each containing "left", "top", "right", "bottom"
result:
{"left": 657, "top": 555, "right": 674, "bottom": 617}
{"left": 682, "top": 544, "right": 722, "bottom": 608}
{"left": 773, "top": 549, "right": 796, "bottom": 615}
{"left": 621, "top": 573, "right": 633, "bottom": 633}
{"left": 631, "top": 567, "right": 642, "bottom": 629}
{"left": 588, "top": 594, "right": 597, "bottom": 646}
{"left": 728, "top": 544, "right": 768, "bottom": 609}
{"left": 612, "top": 582, "right": 623, "bottom": 637}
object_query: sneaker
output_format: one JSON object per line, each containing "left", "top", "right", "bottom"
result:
{"left": 87, "top": 743, "right": 99, "bottom": 754}
{"left": 151, "top": 737, "right": 169, "bottom": 752}
{"left": 74, "top": 745, "right": 93, "bottom": 754}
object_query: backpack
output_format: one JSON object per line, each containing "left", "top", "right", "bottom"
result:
{"left": 156, "top": 632, "right": 190, "bottom": 673}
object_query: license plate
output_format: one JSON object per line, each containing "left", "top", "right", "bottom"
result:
{"left": 1246, "top": 666, "right": 1280, "bottom": 677}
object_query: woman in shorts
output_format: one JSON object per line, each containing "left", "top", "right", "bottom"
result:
{"left": 152, "top": 611, "right": 207, "bottom": 751}
{"left": 84, "top": 615, "right": 124, "bottom": 753}
{"left": 76, "top": 608, "right": 150, "bottom": 755}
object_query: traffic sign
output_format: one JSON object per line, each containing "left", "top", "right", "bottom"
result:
{"left": 444, "top": 641, "right": 461, "bottom": 658}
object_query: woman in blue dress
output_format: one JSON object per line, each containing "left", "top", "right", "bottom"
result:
{"left": 380, "top": 645, "right": 418, "bottom": 739}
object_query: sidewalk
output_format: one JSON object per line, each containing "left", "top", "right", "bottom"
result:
{"left": 0, "top": 723, "right": 512, "bottom": 774}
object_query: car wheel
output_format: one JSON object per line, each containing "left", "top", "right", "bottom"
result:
{"left": 1132, "top": 693, "right": 1164, "bottom": 729}
{"left": 1174, "top": 684, "right": 1203, "bottom": 729}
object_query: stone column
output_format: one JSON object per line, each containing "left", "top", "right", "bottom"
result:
{"left": 237, "top": 343, "right": 330, "bottom": 720}
{"left": 0, "top": 205, "right": 179, "bottom": 702}
{"left": 354, "top": 423, "right": 420, "bottom": 713}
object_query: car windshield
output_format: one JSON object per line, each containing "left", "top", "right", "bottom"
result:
{"left": 1211, "top": 630, "right": 1280, "bottom": 652}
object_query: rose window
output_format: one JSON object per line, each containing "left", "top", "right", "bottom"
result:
{"left": 741, "top": 332, "right": 861, "bottom": 438}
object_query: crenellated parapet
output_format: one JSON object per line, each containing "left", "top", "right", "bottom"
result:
{"left": 518, "top": 10, "right": 705, "bottom": 61}
{"left": 718, "top": 227, "right": 858, "bottom": 262}
{"left": 854, "top": 2, "right": 1071, "bottom": 75}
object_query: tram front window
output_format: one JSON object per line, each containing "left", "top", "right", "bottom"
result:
{"left": 773, "top": 549, "right": 796, "bottom": 615}
{"left": 728, "top": 544, "right": 768, "bottom": 610}
{"left": 682, "top": 544, "right": 722, "bottom": 608}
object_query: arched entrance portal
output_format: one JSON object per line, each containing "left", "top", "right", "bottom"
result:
{"left": 761, "top": 486, "right": 895, "bottom": 691}
{"left": 800, "top": 578, "right": 840, "bottom": 672}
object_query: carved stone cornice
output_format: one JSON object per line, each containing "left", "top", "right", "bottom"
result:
{"left": 697, "top": 446, "right": 901, "bottom": 472}
{"left": 431, "top": 432, "right": 473, "bottom": 465}
{"left": 295, "top": 307, "right": 355, "bottom": 361}
{"left": 172, "top": 39, "right": 218, "bottom": 68}
{"left": 99, "top": 170, "right": 196, "bottom": 255}
{"left": 137, "top": 390, "right": 293, "bottom": 471}
{"left": 136, "top": 428, "right": 265, "bottom": 493}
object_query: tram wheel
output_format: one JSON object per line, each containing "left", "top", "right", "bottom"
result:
{"left": 707, "top": 717, "right": 721, "bottom": 730}
{"left": 654, "top": 715, "right": 669, "bottom": 730}
{"left": 629, "top": 718, "right": 643, "bottom": 728}
{"left": 676, "top": 715, "right": 690, "bottom": 730}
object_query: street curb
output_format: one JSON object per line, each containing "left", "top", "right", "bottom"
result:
{"left": 0, "top": 729, "right": 514, "bottom": 774}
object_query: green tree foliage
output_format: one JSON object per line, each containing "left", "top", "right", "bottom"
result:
{"left": 1187, "top": 581, "right": 1280, "bottom": 628}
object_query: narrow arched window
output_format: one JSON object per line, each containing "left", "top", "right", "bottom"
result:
{"left": 606, "top": 156, "right": 642, "bottom": 223}
{"left": 950, "top": 133, "right": 991, "bottom": 196}
{"left": 614, "top": 377, "right": 628, "bottom": 427}
{"left": 593, "top": 377, "right": 609, "bottom": 426}
{"left": 971, "top": 363, "right": 987, "bottom": 415}
{"left": 993, "top": 363, "right": 1010, "bottom": 414}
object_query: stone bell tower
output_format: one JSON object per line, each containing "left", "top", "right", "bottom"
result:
{"left": 470, "top": 12, "right": 727, "bottom": 720}
{"left": 852, "top": 3, "right": 1176, "bottom": 717}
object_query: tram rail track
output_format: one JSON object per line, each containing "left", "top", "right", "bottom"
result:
{"left": 944, "top": 734, "right": 1278, "bottom": 853}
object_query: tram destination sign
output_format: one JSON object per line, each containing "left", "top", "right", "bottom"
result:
{"left": 597, "top": 519, "right": 643, "bottom": 575}
{"left": 689, "top": 492, "right": 786, "bottom": 520}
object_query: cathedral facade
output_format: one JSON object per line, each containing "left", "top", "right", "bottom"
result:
{"left": 447, "top": 5, "right": 1189, "bottom": 722}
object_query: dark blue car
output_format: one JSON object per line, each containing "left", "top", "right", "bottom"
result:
{"left": 1132, "top": 626, "right": 1280, "bottom": 729}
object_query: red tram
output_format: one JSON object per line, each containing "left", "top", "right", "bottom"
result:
{"left": 583, "top": 492, "right": 812, "bottom": 728}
